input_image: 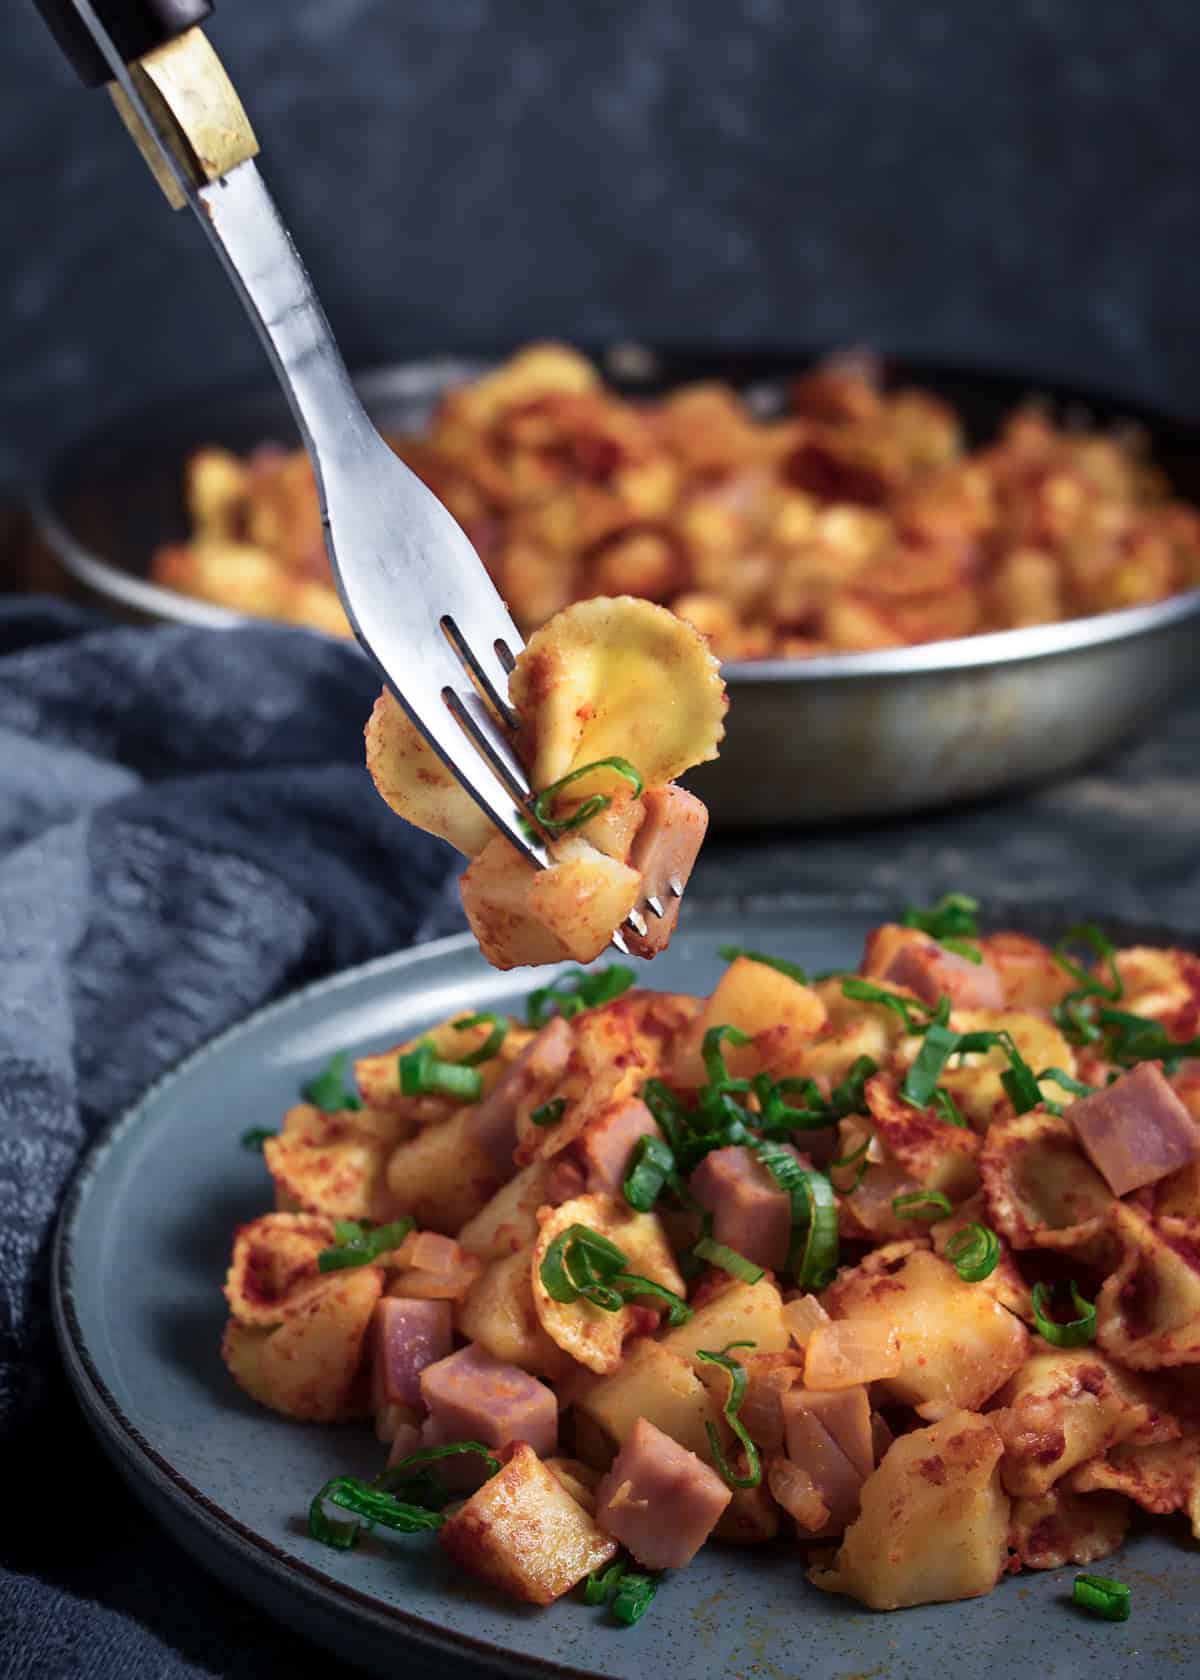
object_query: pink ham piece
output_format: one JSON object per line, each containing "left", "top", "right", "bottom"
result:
{"left": 372, "top": 1296, "right": 453, "bottom": 1412}
{"left": 882, "top": 936, "right": 1005, "bottom": 1011}
{"left": 623, "top": 787, "right": 708, "bottom": 959}
{"left": 575, "top": 1098, "right": 662, "bottom": 1195}
{"left": 786, "top": 1386, "right": 873, "bottom": 1480}
{"left": 780, "top": 1388, "right": 865, "bottom": 1532}
{"left": 594, "top": 1417, "right": 731, "bottom": 1569}
{"left": 689, "top": 1144, "right": 793, "bottom": 1272}
{"left": 419, "top": 1341, "right": 558, "bottom": 1459}
{"left": 1065, "top": 1061, "right": 1200, "bottom": 1196}
{"left": 467, "top": 1016, "right": 572, "bottom": 1172}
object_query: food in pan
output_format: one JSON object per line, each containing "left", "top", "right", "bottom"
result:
{"left": 364, "top": 594, "right": 725, "bottom": 969}
{"left": 223, "top": 897, "right": 1200, "bottom": 1625}
{"left": 155, "top": 344, "right": 1200, "bottom": 656}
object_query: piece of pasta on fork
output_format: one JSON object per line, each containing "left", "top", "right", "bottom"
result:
{"left": 366, "top": 596, "right": 726, "bottom": 969}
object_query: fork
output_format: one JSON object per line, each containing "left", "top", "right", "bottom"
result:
{"left": 37, "top": 0, "right": 665, "bottom": 950}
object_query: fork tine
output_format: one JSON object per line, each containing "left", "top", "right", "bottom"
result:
{"left": 645, "top": 895, "right": 665, "bottom": 919}
{"left": 441, "top": 614, "right": 522, "bottom": 733}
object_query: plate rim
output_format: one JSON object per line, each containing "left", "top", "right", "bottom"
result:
{"left": 50, "top": 898, "right": 1200, "bottom": 1675}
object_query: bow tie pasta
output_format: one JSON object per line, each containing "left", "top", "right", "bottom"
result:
{"left": 365, "top": 596, "right": 726, "bottom": 968}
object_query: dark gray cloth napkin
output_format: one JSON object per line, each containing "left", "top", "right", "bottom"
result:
{"left": 0, "top": 600, "right": 462, "bottom": 1679}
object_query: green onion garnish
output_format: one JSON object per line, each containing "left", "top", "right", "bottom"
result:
{"left": 453, "top": 1013, "right": 509, "bottom": 1066}
{"left": 702, "top": 1024, "right": 752, "bottom": 1086}
{"left": 1052, "top": 924, "right": 1123, "bottom": 1044}
{"left": 900, "top": 1021, "right": 962, "bottom": 1107}
{"left": 1073, "top": 1574, "right": 1131, "bottom": 1622}
{"left": 755, "top": 1144, "right": 839, "bottom": 1289}
{"left": 696, "top": 1341, "right": 761, "bottom": 1489}
{"left": 1031, "top": 1280, "right": 1097, "bottom": 1347}
{"left": 717, "top": 945, "right": 808, "bottom": 984}
{"left": 398, "top": 1039, "right": 483, "bottom": 1102}
{"left": 901, "top": 892, "right": 980, "bottom": 940}
{"left": 539, "top": 1222, "right": 692, "bottom": 1324}
{"left": 1096, "top": 1007, "right": 1200, "bottom": 1072}
{"left": 240, "top": 1127, "right": 277, "bottom": 1152}
{"left": 530, "top": 757, "right": 644, "bottom": 834}
{"left": 891, "top": 1190, "right": 953, "bottom": 1222}
{"left": 940, "top": 937, "right": 983, "bottom": 963}
{"left": 316, "top": 1216, "right": 415, "bottom": 1273}
{"left": 1037, "top": 1067, "right": 1097, "bottom": 1100}
{"left": 692, "top": 1236, "right": 764, "bottom": 1284}
{"left": 308, "top": 1441, "right": 501, "bottom": 1551}
{"left": 302, "top": 1050, "right": 363, "bottom": 1113}
{"left": 829, "top": 1135, "right": 871, "bottom": 1194}
{"left": 641, "top": 1078, "right": 689, "bottom": 1152}
{"left": 526, "top": 965, "right": 636, "bottom": 1027}
{"left": 623, "top": 1135, "right": 676, "bottom": 1212}
{"left": 830, "top": 1054, "right": 878, "bottom": 1118}
{"left": 901, "top": 1024, "right": 1041, "bottom": 1114}
{"left": 584, "top": 1560, "right": 659, "bottom": 1625}
{"left": 944, "top": 1222, "right": 1001, "bottom": 1282}
{"left": 932, "top": 1086, "right": 967, "bottom": 1127}
{"left": 841, "top": 979, "right": 949, "bottom": 1035}
{"left": 530, "top": 1097, "right": 567, "bottom": 1127}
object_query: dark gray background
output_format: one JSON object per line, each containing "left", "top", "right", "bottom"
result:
{"left": 4, "top": 0, "right": 1200, "bottom": 494}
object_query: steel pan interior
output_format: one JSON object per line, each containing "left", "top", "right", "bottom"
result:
{"left": 34, "top": 346, "right": 1200, "bottom": 827}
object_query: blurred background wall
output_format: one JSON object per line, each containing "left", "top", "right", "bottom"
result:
{"left": 3, "top": 0, "right": 1199, "bottom": 493}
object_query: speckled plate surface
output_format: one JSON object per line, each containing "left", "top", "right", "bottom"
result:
{"left": 53, "top": 901, "right": 1200, "bottom": 1680}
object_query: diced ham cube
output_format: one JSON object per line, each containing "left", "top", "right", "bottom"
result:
{"left": 787, "top": 1386, "right": 873, "bottom": 1480}
{"left": 623, "top": 787, "right": 708, "bottom": 959}
{"left": 467, "top": 1016, "right": 572, "bottom": 1172}
{"left": 1066, "top": 1061, "right": 1200, "bottom": 1196}
{"left": 372, "top": 1296, "right": 453, "bottom": 1412}
{"left": 781, "top": 1389, "right": 865, "bottom": 1532}
{"left": 575, "top": 1098, "right": 662, "bottom": 1195}
{"left": 419, "top": 1341, "right": 558, "bottom": 1459}
{"left": 689, "top": 1145, "right": 792, "bottom": 1272}
{"left": 882, "top": 936, "right": 1005, "bottom": 1011}
{"left": 594, "top": 1416, "right": 731, "bottom": 1569}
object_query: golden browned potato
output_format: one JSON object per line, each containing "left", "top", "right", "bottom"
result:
{"left": 810, "top": 1410, "right": 1010, "bottom": 1609}
{"left": 439, "top": 1442, "right": 617, "bottom": 1604}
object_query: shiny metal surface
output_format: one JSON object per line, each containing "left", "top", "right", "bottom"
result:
{"left": 64, "top": 1, "right": 547, "bottom": 869}
{"left": 34, "top": 349, "right": 1200, "bottom": 828}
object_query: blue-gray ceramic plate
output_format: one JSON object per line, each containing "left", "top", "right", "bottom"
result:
{"left": 53, "top": 900, "right": 1200, "bottom": 1679}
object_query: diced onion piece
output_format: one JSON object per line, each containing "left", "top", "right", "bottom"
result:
{"left": 783, "top": 1293, "right": 832, "bottom": 1349}
{"left": 766, "top": 1454, "right": 831, "bottom": 1532}
{"left": 803, "top": 1319, "right": 902, "bottom": 1389}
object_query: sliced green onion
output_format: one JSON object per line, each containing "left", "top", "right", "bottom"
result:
{"left": 830, "top": 1055, "right": 878, "bottom": 1118}
{"left": 1032, "top": 1280, "right": 1097, "bottom": 1347}
{"left": 398, "top": 1039, "right": 484, "bottom": 1101}
{"left": 540, "top": 1222, "right": 626, "bottom": 1308}
{"left": 240, "top": 1127, "right": 276, "bottom": 1152}
{"left": 842, "top": 979, "right": 951, "bottom": 1037}
{"left": 453, "top": 1013, "right": 509, "bottom": 1066}
{"left": 377, "top": 1440, "right": 501, "bottom": 1497}
{"left": 755, "top": 1144, "right": 839, "bottom": 1289}
{"left": 613, "top": 1271, "right": 692, "bottom": 1326}
{"left": 692, "top": 1236, "right": 764, "bottom": 1284}
{"left": 891, "top": 1190, "right": 953, "bottom": 1222}
{"left": 526, "top": 965, "right": 636, "bottom": 1027}
{"left": 900, "top": 1021, "right": 962, "bottom": 1107}
{"left": 302, "top": 1050, "right": 363, "bottom": 1113}
{"left": 1097, "top": 1006, "right": 1200, "bottom": 1072}
{"left": 996, "top": 1033, "right": 1042, "bottom": 1113}
{"left": 531, "top": 757, "right": 644, "bottom": 834}
{"left": 584, "top": 1560, "right": 627, "bottom": 1606}
{"left": 932, "top": 1086, "right": 967, "bottom": 1127}
{"left": 829, "top": 1135, "right": 871, "bottom": 1195}
{"left": 317, "top": 1216, "right": 415, "bottom": 1273}
{"left": 752, "top": 1071, "right": 834, "bottom": 1135}
{"left": 717, "top": 945, "right": 808, "bottom": 984}
{"left": 530, "top": 1097, "right": 567, "bottom": 1127}
{"left": 623, "top": 1135, "right": 676, "bottom": 1212}
{"left": 940, "top": 937, "right": 983, "bottom": 963}
{"left": 308, "top": 1476, "right": 445, "bottom": 1548}
{"left": 944, "top": 1222, "right": 1001, "bottom": 1282}
{"left": 701, "top": 1024, "right": 752, "bottom": 1086}
{"left": 640, "top": 1078, "right": 689, "bottom": 1152}
{"left": 1073, "top": 1574, "right": 1131, "bottom": 1622}
{"left": 696, "top": 1342, "right": 761, "bottom": 1489}
{"left": 1054, "top": 924, "right": 1122, "bottom": 999}
{"left": 1038, "top": 1066, "right": 1098, "bottom": 1100}
{"left": 610, "top": 1571, "right": 659, "bottom": 1626}
{"left": 901, "top": 892, "right": 980, "bottom": 940}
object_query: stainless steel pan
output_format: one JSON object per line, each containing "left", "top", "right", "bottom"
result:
{"left": 34, "top": 345, "right": 1200, "bottom": 827}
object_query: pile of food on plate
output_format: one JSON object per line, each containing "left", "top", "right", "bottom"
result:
{"left": 152, "top": 345, "right": 1200, "bottom": 658}
{"left": 223, "top": 894, "right": 1200, "bottom": 1626}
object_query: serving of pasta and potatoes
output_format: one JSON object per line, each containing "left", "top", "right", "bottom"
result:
{"left": 224, "top": 894, "right": 1200, "bottom": 1630}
